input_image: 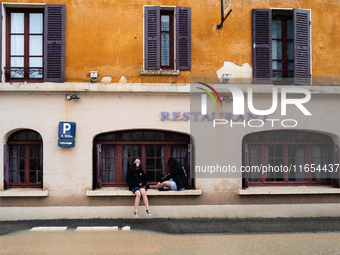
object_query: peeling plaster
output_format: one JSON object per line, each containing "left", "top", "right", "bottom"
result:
{"left": 216, "top": 61, "right": 252, "bottom": 84}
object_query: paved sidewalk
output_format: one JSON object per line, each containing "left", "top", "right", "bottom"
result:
{"left": 1, "top": 217, "right": 340, "bottom": 236}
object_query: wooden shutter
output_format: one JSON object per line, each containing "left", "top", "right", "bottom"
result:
{"left": 332, "top": 144, "right": 339, "bottom": 188}
{"left": 144, "top": 6, "right": 160, "bottom": 70}
{"left": 0, "top": 7, "right": 2, "bottom": 83}
{"left": 44, "top": 5, "right": 65, "bottom": 82}
{"left": 176, "top": 7, "right": 191, "bottom": 70}
{"left": 40, "top": 145, "right": 43, "bottom": 188}
{"left": 242, "top": 144, "right": 249, "bottom": 189}
{"left": 94, "top": 144, "right": 102, "bottom": 189}
{"left": 4, "top": 145, "right": 9, "bottom": 190}
{"left": 252, "top": 9, "right": 272, "bottom": 84}
{"left": 187, "top": 144, "right": 192, "bottom": 189}
{"left": 294, "top": 9, "right": 310, "bottom": 85}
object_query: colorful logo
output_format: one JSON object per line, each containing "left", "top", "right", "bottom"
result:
{"left": 196, "top": 82, "right": 223, "bottom": 107}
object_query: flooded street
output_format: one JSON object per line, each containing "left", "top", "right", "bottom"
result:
{"left": 0, "top": 229, "right": 340, "bottom": 255}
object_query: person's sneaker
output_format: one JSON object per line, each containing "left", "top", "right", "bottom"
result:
{"left": 145, "top": 184, "right": 150, "bottom": 189}
{"left": 134, "top": 211, "right": 139, "bottom": 217}
{"left": 146, "top": 210, "right": 152, "bottom": 216}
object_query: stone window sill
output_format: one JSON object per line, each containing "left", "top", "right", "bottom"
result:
{"left": 86, "top": 187, "right": 202, "bottom": 196}
{"left": 0, "top": 188, "right": 48, "bottom": 197}
{"left": 140, "top": 69, "right": 180, "bottom": 75}
{"left": 238, "top": 186, "right": 340, "bottom": 195}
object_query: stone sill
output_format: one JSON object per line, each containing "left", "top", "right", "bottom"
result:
{"left": 86, "top": 187, "right": 202, "bottom": 196}
{"left": 140, "top": 69, "right": 180, "bottom": 75}
{"left": 238, "top": 186, "right": 340, "bottom": 195}
{"left": 0, "top": 189, "right": 48, "bottom": 197}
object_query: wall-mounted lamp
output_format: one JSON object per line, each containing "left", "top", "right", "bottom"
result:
{"left": 219, "top": 95, "right": 233, "bottom": 102}
{"left": 66, "top": 94, "right": 80, "bottom": 100}
{"left": 90, "top": 71, "right": 98, "bottom": 83}
{"left": 222, "top": 73, "right": 231, "bottom": 83}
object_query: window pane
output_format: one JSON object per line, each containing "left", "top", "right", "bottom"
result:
{"left": 156, "top": 146, "right": 165, "bottom": 157}
{"left": 11, "top": 35, "right": 24, "bottom": 55}
{"left": 146, "top": 159, "right": 154, "bottom": 169}
{"left": 132, "top": 146, "right": 141, "bottom": 158}
{"left": 122, "top": 170, "right": 127, "bottom": 182}
{"left": 107, "top": 146, "right": 115, "bottom": 158}
{"left": 29, "top": 171, "right": 37, "bottom": 183}
{"left": 146, "top": 146, "right": 154, "bottom": 157}
{"left": 107, "top": 171, "right": 115, "bottom": 182}
{"left": 11, "top": 13, "right": 24, "bottom": 33}
{"left": 161, "top": 33, "right": 170, "bottom": 66}
{"left": 106, "top": 159, "right": 115, "bottom": 170}
{"left": 272, "top": 19, "right": 282, "bottom": 39}
{"left": 161, "top": 15, "right": 170, "bottom": 31}
{"left": 132, "top": 132, "right": 143, "bottom": 140}
{"left": 287, "top": 41, "right": 294, "bottom": 60}
{"left": 29, "top": 35, "right": 43, "bottom": 55}
{"left": 272, "top": 40, "right": 282, "bottom": 59}
{"left": 156, "top": 159, "right": 165, "bottom": 169}
{"left": 29, "top": 13, "right": 43, "bottom": 34}
{"left": 29, "top": 57, "right": 42, "bottom": 67}
{"left": 144, "top": 132, "right": 155, "bottom": 140}
{"left": 287, "top": 20, "right": 294, "bottom": 39}
{"left": 122, "top": 132, "right": 131, "bottom": 141}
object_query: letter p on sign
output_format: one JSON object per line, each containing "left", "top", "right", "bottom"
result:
{"left": 58, "top": 122, "right": 76, "bottom": 139}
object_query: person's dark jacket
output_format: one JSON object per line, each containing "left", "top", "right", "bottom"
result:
{"left": 161, "top": 157, "right": 188, "bottom": 190}
{"left": 126, "top": 164, "right": 147, "bottom": 191}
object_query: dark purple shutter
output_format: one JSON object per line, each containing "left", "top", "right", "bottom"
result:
{"left": 332, "top": 144, "right": 339, "bottom": 188}
{"left": 242, "top": 144, "right": 249, "bottom": 189}
{"left": 252, "top": 9, "right": 272, "bottom": 84}
{"left": 294, "top": 9, "right": 310, "bottom": 85}
{"left": 176, "top": 7, "right": 191, "bottom": 70}
{"left": 4, "top": 145, "right": 9, "bottom": 190}
{"left": 187, "top": 144, "right": 192, "bottom": 189}
{"left": 44, "top": 5, "right": 65, "bottom": 82}
{"left": 95, "top": 144, "right": 102, "bottom": 189}
{"left": 0, "top": 7, "right": 2, "bottom": 83}
{"left": 40, "top": 145, "right": 43, "bottom": 189}
{"left": 144, "top": 6, "right": 160, "bottom": 70}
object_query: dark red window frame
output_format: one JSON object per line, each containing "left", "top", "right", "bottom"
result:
{"left": 5, "top": 8, "right": 44, "bottom": 83}
{"left": 243, "top": 131, "right": 333, "bottom": 186}
{"left": 7, "top": 130, "right": 43, "bottom": 188}
{"left": 272, "top": 10, "right": 294, "bottom": 83}
{"left": 94, "top": 130, "right": 192, "bottom": 188}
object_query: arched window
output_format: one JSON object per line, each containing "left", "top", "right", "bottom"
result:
{"left": 93, "top": 130, "right": 192, "bottom": 189}
{"left": 242, "top": 131, "right": 338, "bottom": 187}
{"left": 4, "top": 129, "right": 43, "bottom": 189}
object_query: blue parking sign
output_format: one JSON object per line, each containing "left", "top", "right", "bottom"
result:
{"left": 58, "top": 122, "right": 76, "bottom": 139}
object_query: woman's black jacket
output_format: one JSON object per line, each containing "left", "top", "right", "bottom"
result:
{"left": 126, "top": 165, "right": 147, "bottom": 191}
{"left": 161, "top": 157, "right": 188, "bottom": 190}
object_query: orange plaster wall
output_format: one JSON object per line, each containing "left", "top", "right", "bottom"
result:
{"left": 5, "top": 0, "right": 340, "bottom": 83}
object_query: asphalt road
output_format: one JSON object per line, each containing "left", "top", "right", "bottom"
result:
{"left": 1, "top": 217, "right": 340, "bottom": 236}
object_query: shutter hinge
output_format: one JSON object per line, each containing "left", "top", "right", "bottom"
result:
{"left": 309, "top": 21, "right": 311, "bottom": 25}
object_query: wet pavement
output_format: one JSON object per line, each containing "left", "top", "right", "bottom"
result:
{"left": 0, "top": 225, "right": 340, "bottom": 254}
{"left": 1, "top": 217, "right": 340, "bottom": 236}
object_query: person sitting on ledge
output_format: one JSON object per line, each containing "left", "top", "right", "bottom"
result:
{"left": 148, "top": 157, "right": 188, "bottom": 191}
{"left": 126, "top": 158, "right": 151, "bottom": 217}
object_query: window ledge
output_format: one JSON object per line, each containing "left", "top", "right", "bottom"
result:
{"left": 238, "top": 186, "right": 340, "bottom": 196}
{"left": 140, "top": 69, "right": 180, "bottom": 75}
{"left": 86, "top": 187, "right": 202, "bottom": 196}
{"left": 0, "top": 189, "right": 48, "bottom": 197}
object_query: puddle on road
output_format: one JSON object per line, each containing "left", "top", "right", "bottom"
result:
{"left": 0, "top": 229, "right": 340, "bottom": 254}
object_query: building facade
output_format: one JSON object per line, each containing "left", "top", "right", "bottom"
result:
{"left": 1, "top": 0, "right": 340, "bottom": 220}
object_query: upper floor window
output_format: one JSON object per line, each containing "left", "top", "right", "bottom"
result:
{"left": 3, "top": 5, "right": 65, "bottom": 83}
{"left": 6, "top": 8, "right": 44, "bottom": 82}
{"left": 4, "top": 130, "right": 43, "bottom": 189}
{"left": 143, "top": 6, "right": 191, "bottom": 71}
{"left": 252, "top": 9, "right": 310, "bottom": 85}
{"left": 242, "top": 131, "right": 338, "bottom": 188}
